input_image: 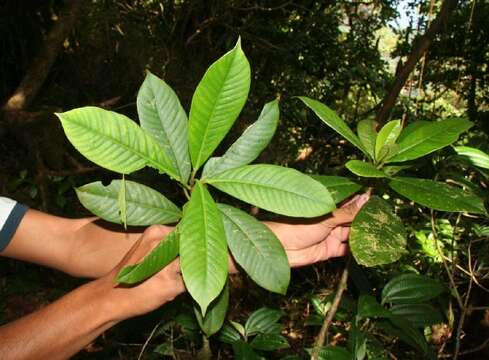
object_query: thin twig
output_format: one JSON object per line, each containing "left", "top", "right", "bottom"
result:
{"left": 138, "top": 322, "right": 161, "bottom": 360}
{"left": 454, "top": 269, "right": 473, "bottom": 360}
{"left": 311, "top": 257, "right": 350, "bottom": 360}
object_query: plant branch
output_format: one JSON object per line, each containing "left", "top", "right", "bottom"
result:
{"left": 311, "top": 257, "right": 350, "bottom": 360}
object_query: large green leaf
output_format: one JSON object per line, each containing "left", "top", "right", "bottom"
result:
{"left": 232, "top": 340, "right": 264, "bottom": 360}
{"left": 218, "top": 323, "right": 242, "bottom": 344}
{"left": 299, "top": 97, "right": 367, "bottom": 155}
{"left": 387, "top": 118, "right": 473, "bottom": 163}
{"left": 306, "top": 346, "right": 352, "bottom": 360}
{"left": 454, "top": 146, "right": 489, "bottom": 169}
{"left": 345, "top": 160, "right": 386, "bottom": 178}
{"left": 245, "top": 307, "right": 283, "bottom": 336}
{"left": 116, "top": 229, "right": 179, "bottom": 284}
{"left": 137, "top": 71, "right": 191, "bottom": 183}
{"left": 56, "top": 106, "right": 177, "bottom": 178}
{"left": 378, "top": 317, "right": 428, "bottom": 354}
{"left": 357, "top": 295, "right": 390, "bottom": 319}
{"left": 350, "top": 196, "right": 407, "bottom": 267}
{"left": 389, "top": 304, "right": 443, "bottom": 328}
{"left": 195, "top": 282, "right": 229, "bottom": 337}
{"left": 310, "top": 175, "right": 361, "bottom": 204}
{"left": 218, "top": 204, "right": 290, "bottom": 294}
{"left": 202, "top": 100, "right": 279, "bottom": 178}
{"left": 381, "top": 273, "right": 445, "bottom": 305}
{"left": 180, "top": 181, "right": 228, "bottom": 315}
{"left": 357, "top": 119, "right": 377, "bottom": 160}
{"left": 207, "top": 164, "right": 335, "bottom": 217}
{"left": 250, "top": 333, "right": 290, "bottom": 351}
{"left": 189, "top": 38, "right": 251, "bottom": 171}
{"left": 375, "top": 120, "right": 401, "bottom": 160}
{"left": 75, "top": 180, "right": 181, "bottom": 225}
{"left": 388, "top": 177, "right": 487, "bottom": 214}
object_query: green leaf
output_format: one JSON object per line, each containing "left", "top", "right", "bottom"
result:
{"left": 250, "top": 333, "right": 290, "bottom": 351}
{"left": 195, "top": 282, "right": 229, "bottom": 337}
{"left": 137, "top": 71, "right": 191, "bottom": 183}
{"left": 203, "top": 100, "right": 279, "bottom": 178}
{"left": 390, "top": 304, "right": 443, "bottom": 328}
{"left": 357, "top": 119, "right": 377, "bottom": 160}
{"left": 232, "top": 340, "right": 264, "bottom": 360}
{"left": 56, "top": 106, "right": 178, "bottom": 178}
{"left": 116, "top": 229, "right": 179, "bottom": 284}
{"left": 189, "top": 38, "right": 251, "bottom": 171}
{"left": 348, "top": 326, "right": 367, "bottom": 360}
{"left": 345, "top": 160, "right": 386, "bottom": 178}
{"left": 310, "top": 175, "right": 361, "bottom": 203}
{"left": 357, "top": 295, "right": 390, "bottom": 319}
{"left": 245, "top": 307, "right": 283, "bottom": 336}
{"left": 207, "top": 164, "right": 335, "bottom": 217}
{"left": 454, "top": 146, "right": 489, "bottom": 169}
{"left": 387, "top": 118, "right": 473, "bottom": 163}
{"left": 118, "top": 175, "right": 127, "bottom": 229}
{"left": 218, "top": 323, "right": 242, "bottom": 344}
{"left": 75, "top": 180, "right": 181, "bottom": 225}
{"left": 375, "top": 120, "right": 401, "bottom": 160}
{"left": 306, "top": 346, "right": 352, "bottom": 360}
{"left": 218, "top": 204, "right": 290, "bottom": 294}
{"left": 350, "top": 196, "right": 407, "bottom": 267}
{"left": 381, "top": 273, "right": 445, "bottom": 305}
{"left": 299, "top": 96, "right": 367, "bottom": 155}
{"left": 180, "top": 181, "right": 228, "bottom": 315}
{"left": 381, "top": 316, "right": 428, "bottom": 354}
{"left": 388, "top": 177, "right": 487, "bottom": 214}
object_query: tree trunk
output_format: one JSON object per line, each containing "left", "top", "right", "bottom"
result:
{"left": 375, "top": 0, "right": 458, "bottom": 124}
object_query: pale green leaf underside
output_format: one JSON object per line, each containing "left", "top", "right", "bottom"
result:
{"left": 310, "top": 175, "right": 362, "bottom": 204}
{"left": 375, "top": 120, "right": 401, "bottom": 160}
{"left": 56, "top": 106, "right": 178, "bottom": 178}
{"left": 346, "top": 160, "right": 386, "bottom": 178}
{"left": 357, "top": 119, "right": 377, "bottom": 160}
{"left": 388, "top": 177, "right": 487, "bottom": 214}
{"left": 387, "top": 118, "right": 473, "bottom": 163}
{"left": 218, "top": 203, "right": 290, "bottom": 294}
{"left": 189, "top": 39, "right": 251, "bottom": 170}
{"left": 116, "top": 229, "right": 179, "bottom": 284}
{"left": 207, "top": 164, "right": 335, "bottom": 217}
{"left": 299, "top": 96, "right": 367, "bottom": 155}
{"left": 202, "top": 99, "right": 279, "bottom": 178}
{"left": 195, "top": 282, "right": 229, "bottom": 337}
{"left": 180, "top": 181, "right": 228, "bottom": 315}
{"left": 75, "top": 180, "right": 181, "bottom": 225}
{"left": 350, "top": 196, "right": 407, "bottom": 267}
{"left": 454, "top": 146, "right": 489, "bottom": 169}
{"left": 137, "top": 71, "right": 191, "bottom": 183}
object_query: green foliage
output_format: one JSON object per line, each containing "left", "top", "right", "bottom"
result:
{"left": 346, "top": 160, "right": 386, "bottom": 178}
{"left": 194, "top": 282, "right": 229, "bottom": 337}
{"left": 381, "top": 273, "right": 445, "bottom": 305}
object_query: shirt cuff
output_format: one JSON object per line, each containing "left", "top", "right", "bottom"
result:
{"left": 0, "top": 202, "right": 29, "bottom": 252}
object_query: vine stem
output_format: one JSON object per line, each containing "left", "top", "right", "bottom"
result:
{"left": 311, "top": 257, "right": 350, "bottom": 360}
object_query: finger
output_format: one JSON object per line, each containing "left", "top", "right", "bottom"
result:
{"left": 330, "top": 193, "right": 370, "bottom": 225}
{"left": 325, "top": 226, "right": 350, "bottom": 258}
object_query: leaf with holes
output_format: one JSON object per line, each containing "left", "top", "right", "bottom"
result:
{"left": 75, "top": 180, "right": 181, "bottom": 225}
{"left": 180, "top": 181, "right": 228, "bottom": 315}
{"left": 202, "top": 100, "right": 279, "bottom": 178}
{"left": 137, "top": 71, "right": 191, "bottom": 183}
{"left": 350, "top": 196, "right": 407, "bottom": 267}
{"left": 189, "top": 38, "right": 251, "bottom": 171}
{"left": 56, "top": 106, "right": 177, "bottom": 178}
{"left": 218, "top": 203, "right": 289, "bottom": 294}
{"left": 389, "top": 177, "right": 487, "bottom": 214}
{"left": 116, "top": 229, "right": 179, "bottom": 284}
{"left": 207, "top": 164, "right": 335, "bottom": 217}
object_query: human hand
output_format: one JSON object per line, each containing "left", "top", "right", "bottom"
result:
{"left": 94, "top": 225, "right": 186, "bottom": 321}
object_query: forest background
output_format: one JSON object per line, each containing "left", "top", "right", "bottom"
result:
{"left": 0, "top": 0, "right": 488, "bottom": 359}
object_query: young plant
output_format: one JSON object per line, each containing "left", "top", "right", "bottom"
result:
{"left": 300, "top": 97, "right": 487, "bottom": 267}
{"left": 56, "top": 39, "right": 335, "bottom": 333}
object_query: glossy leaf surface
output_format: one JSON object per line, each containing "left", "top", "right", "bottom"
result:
{"left": 346, "top": 160, "right": 386, "bottom": 178}
{"left": 203, "top": 100, "right": 279, "bottom": 178}
{"left": 454, "top": 146, "right": 489, "bottom": 169}
{"left": 357, "top": 119, "right": 377, "bottom": 160}
{"left": 207, "top": 164, "right": 335, "bottom": 217}
{"left": 189, "top": 39, "right": 251, "bottom": 170}
{"left": 137, "top": 71, "right": 191, "bottom": 183}
{"left": 311, "top": 175, "right": 362, "bottom": 203}
{"left": 300, "top": 96, "right": 367, "bottom": 155}
{"left": 116, "top": 229, "right": 179, "bottom": 284}
{"left": 375, "top": 120, "right": 401, "bottom": 160}
{"left": 195, "top": 282, "right": 229, "bottom": 337}
{"left": 180, "top": 181, "right": 228, "bottom": 315}
{"left": 350, "top": 196, "right": 407, "bottom": 267}
{"left": 381, "top": 273, "right": 444, "bottom": 304}
{"left": 76, "top": 180, "right": 181, "bottom": 225}
{"left": 57, "top": 106, "right": 177, "bottom": 177}
{"left": 389, "top": 177, "right": 487, "bottom": 214}
{"left": 218, "top": 204, "right": 289, "bottom": 294}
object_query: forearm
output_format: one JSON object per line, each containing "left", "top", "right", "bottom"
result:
{"left": 0, "top": 279, "right": 119, "bottom": 360}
